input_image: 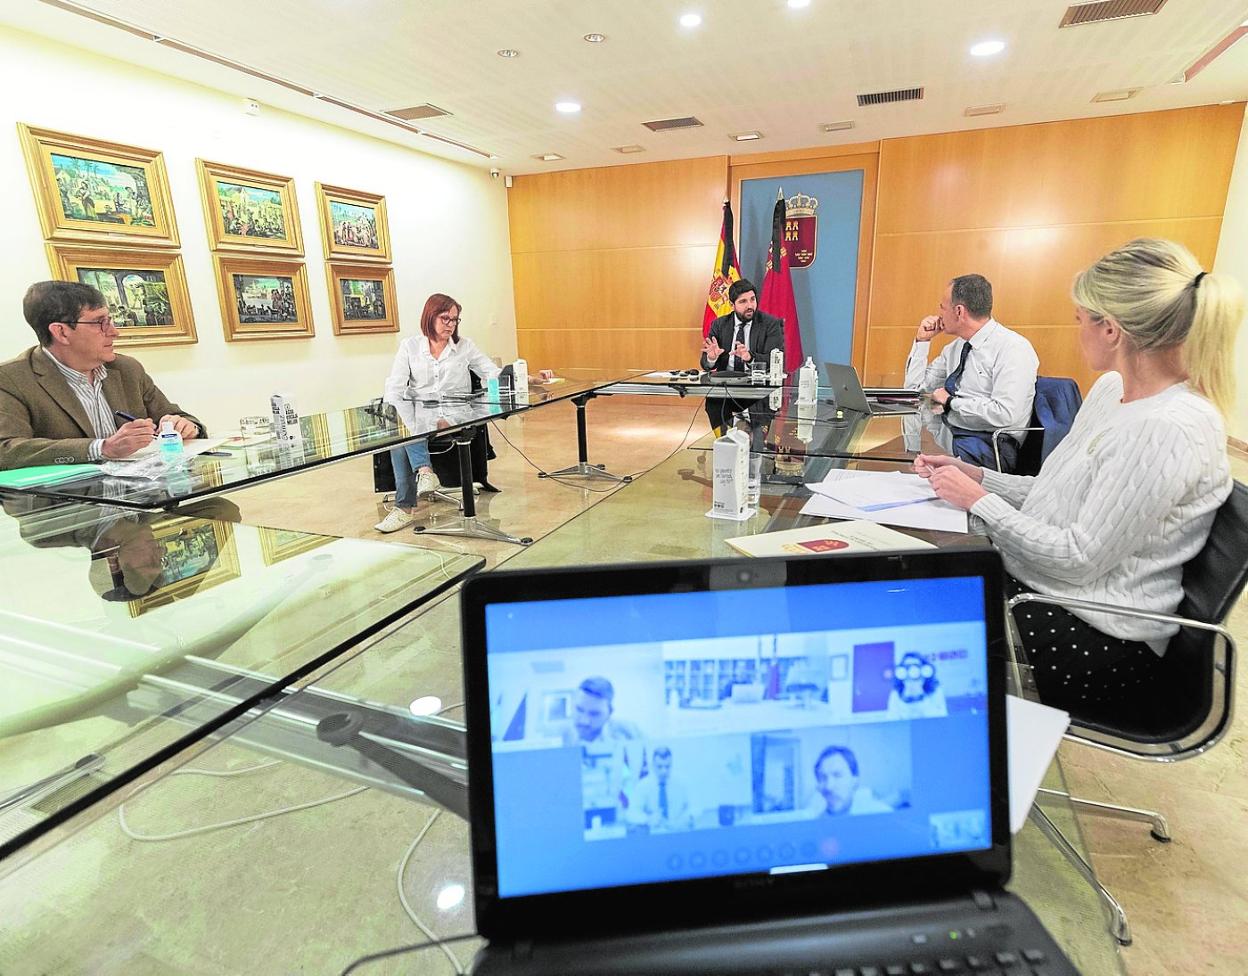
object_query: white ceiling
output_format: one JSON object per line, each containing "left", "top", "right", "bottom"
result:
{"left": 5, "top": 0, "right": 1248, "bottom": 175}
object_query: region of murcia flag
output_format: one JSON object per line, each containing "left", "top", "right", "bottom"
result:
{"left": 702, "top": 201, "right": 741, "bottom": 337}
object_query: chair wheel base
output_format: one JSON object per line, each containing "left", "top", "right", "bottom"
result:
{"left": 1150, "top": 829, "right": 1172, "bottom": 843}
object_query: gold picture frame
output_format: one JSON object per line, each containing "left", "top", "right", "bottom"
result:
{"left": 315, "top": 183, "right": 391, "bottom": 263}
{"left": 326, "top": 262, "right": 399, "bottom": 336}
{"left": 212, "top": 254, "right": 315, "bottom": 341}
{"left": 258, "top": 526, "right": 335, "bottom": 566}
{"left": 45, "top": 243, "right": 197, "bottom": 348}
{"left": 197, "top": 159, "right": 303, "bottom": 255}
{"left": 129, "top": 516, "right": 241, "bottom": 617}
{"left": 18, "top": 123, "right": 180, "bottom": 248}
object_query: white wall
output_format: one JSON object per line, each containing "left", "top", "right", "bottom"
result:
{"left": 0, "top": 26, "right": 517, "bottom": 435}
{"left": 1214, "top": 111, "right": 1248, "bottom": 444}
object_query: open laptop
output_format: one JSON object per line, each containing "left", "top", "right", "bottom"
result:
{"left": 824, "top": 363, "right": 920, "bottom": 416}
{"left": 460, "top": 549, "right": 1079, "bottom": 976}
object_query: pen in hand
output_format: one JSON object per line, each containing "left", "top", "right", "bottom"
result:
{"left": 114, "top": 410, "right": 139, "bottom": 423}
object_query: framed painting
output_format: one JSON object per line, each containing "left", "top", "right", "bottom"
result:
{"left": 197, "top": 159, "right": 303, "bottom": 255}
{"left": 45, "top": 244, "right": 197, "bottom": 347}
{"left": 212, "top": 254, "right": 314, "bottom": 341}
{"left": 128, "top": 517, "right": 241, "bottom": 617}
{"left": 326, "top": 262, "right": 398, "bottom": 336}
{"left": 315, "top": 183, "right": 391, "bottom": 263}
{"left": 258, "top": 526, "right": 335, "bottom": 565}
{"left": 18, "top": 124, "right": 180, "bottom": 247}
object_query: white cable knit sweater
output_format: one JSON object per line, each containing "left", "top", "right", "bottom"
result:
{"left": 970, "top": 372, "right": 1231, "bottom": 648}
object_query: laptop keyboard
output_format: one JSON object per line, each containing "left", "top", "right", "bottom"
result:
{"left": 769, "top": 946, "right": 1057, "bottom": 976}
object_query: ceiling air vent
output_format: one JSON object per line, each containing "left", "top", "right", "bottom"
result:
{"left": 642, "top": 116, "right": 703, "bottom": 131}
{"left": 1059, "top": 0, "right": 1168, "bottom": 28}
{"left": 1091, "top": 88, "right": 1141, "bottom": 102}
{"left": 856, "top": 87, "right": 923, "bottom": 107}
{"left": 386, "top": 103, "right": 452, "bottom": 121}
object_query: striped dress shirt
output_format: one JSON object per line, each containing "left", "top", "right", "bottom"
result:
{"left": 41, "top": 347, "right": 116, "bottom": 461}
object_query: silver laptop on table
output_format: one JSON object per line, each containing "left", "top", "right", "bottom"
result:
{"left": 824, "top": 363, "right": 920, "bottom": 416}
{"left": 459, "top": 549, "right": 1081, "bottom": 976}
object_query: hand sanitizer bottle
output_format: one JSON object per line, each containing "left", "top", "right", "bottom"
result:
{"left": 513, "top": 358, "right": 528, "bottom": 391}
{"left": 158, "top": 420, "right": 184, "bottom": 464}
{"left": 797, "top": 357, "right": 817, "bottom": 405}
{"left": 769, "top": 347, "right": 784, "bottom": 385}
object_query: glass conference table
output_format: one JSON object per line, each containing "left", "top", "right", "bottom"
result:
{"left": 0, "top": 447, "right": 1123, "bottom": 975}
{"left": 0, "top": 495, "right": 481, "bottom": 862}
{"left": 0, "top": 369, "right": 646, "bottom": 512}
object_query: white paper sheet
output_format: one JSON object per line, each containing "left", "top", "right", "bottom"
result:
{"left": 1006, "top": 695, "right": 1071, "bottom": 834}
{"left": 800, "top": 490, "right": 969, "bottom": 533}
{"left": 815, "top": 470, "right": 938, "bottom": 512}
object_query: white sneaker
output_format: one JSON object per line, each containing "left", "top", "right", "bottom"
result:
{"left": 374, "top": 508, "right": 414, "bottom": 533}
{"left": 416, "top": 471, "right": 442, "bottom": 496}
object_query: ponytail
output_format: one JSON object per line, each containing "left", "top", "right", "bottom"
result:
{"left": 1186, "top": 271, "right": 1242, "bottom": 417}
{"left": 1072, "top": 238, "right": 1244, "bottom": 418}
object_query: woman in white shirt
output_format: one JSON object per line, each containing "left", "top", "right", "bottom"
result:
{"left": 374, "top": 293, "right": 500, "bottom": 533}
{"left": 915, "top": 239, "right": 1242, "bottom": 716}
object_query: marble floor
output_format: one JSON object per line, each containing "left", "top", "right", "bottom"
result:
{"left": 229, "top": 396, "right": 1248, "bottom": 976}
{"left": 3, "top": 394, "right": 1245, "bottom": 975}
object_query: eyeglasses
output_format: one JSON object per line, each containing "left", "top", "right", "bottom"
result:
{"left": 62, "top": 315, "right": 117, "bottom": 333}
{"left": 436, "top": 314, "right": 461, "bottom": 326}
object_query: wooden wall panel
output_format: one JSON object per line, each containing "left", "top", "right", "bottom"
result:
{"left": 865, "top": 105, "right": 1245, "bottom": 390}
{"left": 509, "top": 156, "right": 728, "bottom": 374}
{"left": 876, "top": 105, "right": 1243, "bottom": 234}
{"left": 509, "top": 156, "right": 729, "bottom": 253}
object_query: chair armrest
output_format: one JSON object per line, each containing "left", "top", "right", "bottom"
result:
{"left": 991, "top": 426, "right": 1044, "bottom": 471}
{"left": 1007, "top": 591, "right": 1233, "bottom": 641}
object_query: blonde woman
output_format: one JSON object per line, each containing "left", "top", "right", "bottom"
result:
{"left": 915, "top": 239, "right": 1241, "bottom": 713}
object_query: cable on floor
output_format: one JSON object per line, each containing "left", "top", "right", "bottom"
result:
{"left": 488, "top": 394, "right": 707, "bottom": 493}
{"left": 117, "top": 782, "right": 368, "bottom": 842}
{"left": 396, "top": 808, "right": 465, "bottom": 974}
{"left": 339, "top": 932, "right": 481, "bottom": 976}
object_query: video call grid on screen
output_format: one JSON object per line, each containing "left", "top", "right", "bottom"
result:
{"left": 483, "top": 577, "right": 993, "bottom": 899}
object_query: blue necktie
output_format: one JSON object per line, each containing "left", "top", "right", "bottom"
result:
{"left": 944, "top": 343, "right": 972, "bottom": 396}
{"left": 659, "top": 781, "right": 669, "bottom": 821}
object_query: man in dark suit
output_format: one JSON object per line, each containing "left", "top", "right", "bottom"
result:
{"left": 699, "top": 278, "right": 784, "bottom": 432}
{"left": 0, "top": 281, "right": 204, "bottom": 470}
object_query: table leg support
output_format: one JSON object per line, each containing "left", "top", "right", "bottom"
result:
{"left": 540, "top": 394, "right": 632, "bottom": 484}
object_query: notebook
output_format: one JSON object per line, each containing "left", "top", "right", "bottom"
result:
{"left": 459, "top": 548, "right": 1080, "bottom": 975}
{"left": 824, "top": 363, "right": 920, "bottom": 416}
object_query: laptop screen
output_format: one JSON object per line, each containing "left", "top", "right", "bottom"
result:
{"left": 482, "top": 574, "right": 993, "bottom": 900}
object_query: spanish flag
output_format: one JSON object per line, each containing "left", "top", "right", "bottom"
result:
{"left": 701, "top": 201, "right": 741, "bottom": 337}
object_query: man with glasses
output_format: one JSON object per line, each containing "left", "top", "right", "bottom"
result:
{"left": 0, "top": 281, "right": 204, "bottom": 469}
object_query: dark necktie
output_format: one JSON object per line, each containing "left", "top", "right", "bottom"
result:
{"left": 729, "top": 321, "right": 743, "bottom": 370}
{"left": 944, "top": 343, "right": 972, "bottom": 396}
{"left": 659, "top": 781, "right": 669, "bottom": 820}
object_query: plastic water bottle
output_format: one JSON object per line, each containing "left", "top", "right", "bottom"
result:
{"left": 512, "top": 358, "right": 528, "bottom": 391}
{"left": 158, "top": 420, "right": 184, "bottom": 464}
{"left": 769, "top": 347, "right": 784, "bottom": 385}
{"left": 797, "top": 356, "right": 817, "bottom": 405}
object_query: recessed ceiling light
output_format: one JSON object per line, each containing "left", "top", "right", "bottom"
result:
{"left": 497, "top": 48, "right": 520, "bottom": 58}
{"left": 1091, "top": 88, "right": 1140, "bottom": 102}
{"left": 820, "top": 120, "right": 855, "bottom": 132}
{"left": 679, "top": 12, "right": 702, "bottom": 28}
{"left": 970, "top": 40, "right": 1006, "bottom": 57}
{"left": 583, "top": 33, "right": 607, "bottom": 43}
{"left": 613, "top": 145, "right": 646, "bottom": 153}
{"left": 533, "top": 152, "right": 565, "bottom": 161}
{"left": 787, "top": 0, "right": 811, "bottom": 8}
{"left": 555, "top": 101, "right": 581, "bottom": 114}
{"left": 409, "top": 696, "right": 442, "bottom": 716}
{"left": 730, "top": 131, "right": 763, "bottom": 141}
{"left": 964, "top": 103, "right": 1005, "bottom": 117}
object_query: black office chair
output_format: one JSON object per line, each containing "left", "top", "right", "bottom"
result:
{"left": 991, "top": 376, "right": 1083, "bottom": 475}
{"left": 1008, "top": 480, "right": 1248, "bottom": 944}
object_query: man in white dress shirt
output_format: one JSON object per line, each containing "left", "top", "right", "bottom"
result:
{"left": 903, "top": 275, "right": 1038, "bottom": 473}
{"left": 625, "top": 746, "right": 695, "bottom": 832}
